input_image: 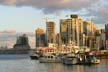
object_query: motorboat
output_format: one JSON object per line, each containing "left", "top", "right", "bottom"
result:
{"left": 29, "top": 50, "right": 41, "bottom": 60}
{"left": 39, "top": 54, "right": 61, "bottom": 63}
{"left": 89, "top": 53, "right": 100, "bottom": 64}
{"left": 62, "top": 53, "right": 77, "bottom": 65}
{"left": 30, "top": 53, "right": 40, "bottom": 60}
{"left": 77, "top": 52, "right": 100, "bottom": 65}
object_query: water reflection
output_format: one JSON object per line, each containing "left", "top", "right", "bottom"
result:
{"left": 38, "top": 62, "right": 108, "bottom": 72}
{"left": 39, "top": 60, "right": 108, "bottom": 72}
{"left": 0, "top": 55, "right": 108, "bottom": 72}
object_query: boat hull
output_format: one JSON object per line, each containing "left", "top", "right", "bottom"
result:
{"left": 30, "top": 55, "right": 39, "bottom": 60}
{"left": 62, "top": 56, "right": 77, "bottom": 65}
{"left": 39, "top": 54, "right": 61, "bottom": 63}
{"left": 39, "top": 58, "right": 61, "bottom": 63}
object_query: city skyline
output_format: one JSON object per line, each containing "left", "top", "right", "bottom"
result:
{"left": 0, "top": 1, "right": 108, "bottom": 71}
{"left": 0, "top": 0, "right": 107, "bottom": 33}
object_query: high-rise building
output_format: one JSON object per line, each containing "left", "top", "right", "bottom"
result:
{"left": 60, "top": 15, "right": 97, "bottom": 49}
{"left": 105, "top": 24, "right": 108, "bottom": 40}
{"left": 83, "top": 20, "right": 97, "bottom": 49}
{"left": 46, "top": 21, "right": 55, "bottom": 43}
{"left": 105, "top": 24, "right": 108, "bottom": 50}
{"left": 55, "top": 33, "right": 61, "bottom": 46}
{"left": 60, "top": 15, "right": 81, "bottom": 46}
{"left": 79, "top": 19, "right": 97, "bottom": 47}
{"left": 35, "top": 28, "right": 47, "bottom": 47}
{"left": 100, "top": 29, "right": 106, "bottom": 50}
{"left": 14, "top": 34, "right": 31, "bottom": 49}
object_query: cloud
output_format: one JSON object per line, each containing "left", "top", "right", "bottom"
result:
{"left": 84, "top": 0, "right": 108, "bottom": 24}
{"left": 0, "top": 0, "right": 108, "bottom": 25}
{"left": 0, "top": 0, "right": 98, "bottom": 13}
{"left": 94, "top": 5, "right": 108, "bottom": 24}
{"left": 0, "top": 0, "right": 16, "bottom": 5}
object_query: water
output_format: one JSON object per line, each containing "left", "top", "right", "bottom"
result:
{"left": 0, "top": 55, "right": 108, "bottom": 72}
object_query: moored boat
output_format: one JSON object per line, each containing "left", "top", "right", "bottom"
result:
{"left": 77, "top": 52, "right": 100, "bottom": 65}
{"left": 39, "top": 54, "right": 61, "bottom": 63}
{"left": 30, "top": 53, "right": 40, "bottom": 60}
{"left": 62, "top": 53, "right": 77, "bottom": 65}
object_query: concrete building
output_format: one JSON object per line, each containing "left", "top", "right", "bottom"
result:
{"left": 46, "top": 21, "right": 55, "bottom": 43}
{"left": 14, "top": 34, "right": 30, "bottom": 50}
{"left": 95, "top": 29, "right": 101, "bottom": 50}
{"left": 105, "top": 24, "right": 108, "bottom": 40}
{"left": 60, "top": 15, "right": 98, "bottom": 50}
{"left": 83, "top": 20, "right": 97, "bottom": 50}
{"left": 100, "top": 29, "right": 106, "bottom": 50}
{"left": 60, "top": 15, "right": 92, "bottom": 46}
{"left": 60, "top": 15, "right": 80, "bottom": 46}
{"left": 35, "top": 28, "right": 47, "bottom": 47}
{"left": 78, "top": 19, "right": 84, "bottom": 46}
{"left": 105, "top": 24, "right": 108, "bottom": 49}
{"left": 55, "top": 33, "right": 61, "bottom": 46}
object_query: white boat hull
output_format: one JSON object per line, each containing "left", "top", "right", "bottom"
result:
{"left": 63, "top": 57, "right": 77, "bottom": 65}
{"left": 39, "top": 58, "right": 61, "bottom": 63}
{"left": 39, "top": 54, "right": 61, "bottom": 63}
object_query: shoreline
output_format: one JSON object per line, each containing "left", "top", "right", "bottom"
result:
{"left": 0, "top": 49, "right": 35, "bottom": 54}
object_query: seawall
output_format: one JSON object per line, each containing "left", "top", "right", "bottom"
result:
{"left": 0, "top": 49, "right": 36, "bottom": 54}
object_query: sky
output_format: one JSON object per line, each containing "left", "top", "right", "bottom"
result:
{"left": 0, "top": 0, "right": 108, "bottom": 33}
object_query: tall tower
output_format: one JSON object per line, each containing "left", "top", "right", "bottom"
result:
{"left": 46, "top": 21, "right": 55, "bottom": 43}
{"left": 35, "top": 28, "right": 47, "bottom": 47}
{"left": 105, "top": 24, "right": 108, "bottom": 40}
{"left": 14, "top": 34, "right": 30, "bottom": 49}
{"left": 105, "top": 24, "right": 108, "bottom": 50}
{"left": 60, "top": 15, "right": 80, "bottom": 46}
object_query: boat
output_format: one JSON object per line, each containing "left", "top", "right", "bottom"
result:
{"left": 77, "top": 52, "right": 100, "bottom": 65}
{"left": 39, "top": 54, "right": 61, "bottom": 63}
{"left": 29, "top": 50, "right": 41, "bottom": 60}
{"left": 30, "top": 53, "right": 40, "bottom": 60}
{"left": 88, "top": 54, "right": 100, "bottom": 64}
{"left": 62, "top": 53, "right": 77, "bottom": 65}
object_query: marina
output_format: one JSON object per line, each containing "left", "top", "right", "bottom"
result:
{"left": 31, "top": 51, "right": 100, "bottom": 65}
{"left": 0, "top": 0, "right": 108, "bottom": 72}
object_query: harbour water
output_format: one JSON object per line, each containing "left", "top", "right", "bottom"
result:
{"left": 0, "top": 55, "right": 108, "bottom": 72}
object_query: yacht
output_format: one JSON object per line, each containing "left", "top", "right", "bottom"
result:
{"left": 39, "top": 54, "right": 61, "bottom": 63}
{"left": 77, "top": 52, "right": 100, "bottom": 65}
{"left": 62, "top": 53, "right": 77, "bottom": 65}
